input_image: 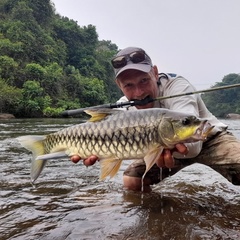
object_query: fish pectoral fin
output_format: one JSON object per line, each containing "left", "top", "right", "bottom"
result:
{"left": 36, "top": 148, "right": 81, "bottom": 160}
{"left": 143, "top": 146, "right": 164, "bottom": 179}
{"left": 99, "top": 157, "right": 123, "bottom": 180}
{"left": 36, "top": 151, "right": 69, "bottom": 161}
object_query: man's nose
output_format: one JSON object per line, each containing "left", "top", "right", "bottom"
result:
{"left": 134, "top": 86, "right": 145, "bottom": 97}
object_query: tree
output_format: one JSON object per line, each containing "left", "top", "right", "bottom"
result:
{"left": 202, "top": 74, "right": 240, "bottom": 117}
{"left": 0, "top": 0, "right": 121, "bottom": 117}
{"left": 18, "top": 80, "right": 51, "bottom": 117}
{"left": 95, "top": 40, "right": 121, "bottom": 101}
{"left": 0, "top": 55, "right": 18, "bottom": 83}
{"left": 0, "top": 78, "right": 21, "bottom": 113}
{"left": 80, "top": 77, "right": 108, "bottom": 107}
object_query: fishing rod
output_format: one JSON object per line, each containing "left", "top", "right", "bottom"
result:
{"left": 61, "top": 83, "right": 240, "bottom": 117}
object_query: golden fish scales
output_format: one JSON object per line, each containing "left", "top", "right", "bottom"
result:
{"left": 17, "top": 108, "right": 213, "bottom": 183}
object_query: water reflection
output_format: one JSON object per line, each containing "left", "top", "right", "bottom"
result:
{"left": 0, "top": 118, "right": 240, "bottom": 239}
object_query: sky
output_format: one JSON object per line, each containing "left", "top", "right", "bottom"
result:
{"left": 52, "top": 0, "right": 240, "bottom": 90}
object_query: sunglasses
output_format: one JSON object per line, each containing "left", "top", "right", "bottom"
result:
{"left": 111, "top": 51, "right": 147, "bottom": 69}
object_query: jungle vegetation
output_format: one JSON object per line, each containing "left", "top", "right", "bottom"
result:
{"left": 0, "top": 0, "right": 121, "bottom": 117}
{"left": 0, "top": 0, "right": 239, "bottom": 118}
{"left": 202, "top": 73, "right": 240, "bottom": 118}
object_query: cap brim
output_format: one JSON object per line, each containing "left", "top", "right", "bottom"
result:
{"left": 115, "top": 63, "right": 152, "bottom": 78}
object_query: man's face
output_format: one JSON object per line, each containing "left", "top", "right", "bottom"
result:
{"left": 116, "top": 66, "right": 159, "bottom": 109}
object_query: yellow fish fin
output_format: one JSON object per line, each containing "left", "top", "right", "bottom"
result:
{"left": 99, "top": 157, "right": 123, "bottom": 180}
{"left": 143, "top": 146, "right": 164, "bottom": 179}
{"left": 84, "top": 110, "right": 108, "bottom": 122}
{"left": 17, "top": 135, "right": 47, "bottom": 183}
{"left": 84, "top": 109, "right": 122, "bottom": 122}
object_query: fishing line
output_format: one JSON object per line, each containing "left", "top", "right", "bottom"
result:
{"left": 154, "top": 83, "right": 240, "bottom": 101}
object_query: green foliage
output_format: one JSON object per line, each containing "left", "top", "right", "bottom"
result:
{"left": 0, "top": 35, "right": 24, "bottom": 59}
{"left": 17, "top": 80, "right": 49, "bottom": 117}
{"left": 202, "top": 74, "right": 240, "bottom": 117}
{"left": 1, "top": 0, "right": 239, "bottom": 119}
{"left": 80, "top": 77, "right": 108, "bottom": 107}
{"left": 0, "top": 0, "right": 122, "bottom": 117}
{"left": 0, "top": 78, "right": 22, "bottom": 113}
{"left": 43, "top": 106, "right": 64, "bottom": 118}
{"left": 24, "top": 63, "right": 46, "bottom": 80}
{"left": 95, "top": 41, "right": 121, "bottom": 101}
{"left": 28, "top": 0, "right": 55, "bottom": 27}
{"left": 0, "top": 55, "right": 18, "bottom": 82}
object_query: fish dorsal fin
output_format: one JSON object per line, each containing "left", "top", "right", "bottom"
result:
{"left": 142, "top": 146, "right": 164, "bottom": 179}
{"left": 99, "top": 157, "right": 123, "bottom": 180}
{"left": 84, "top": 110, "right": 109, "bottom": 122}
{"left": 84, "top": 109, "right": 122, "bottom": 122}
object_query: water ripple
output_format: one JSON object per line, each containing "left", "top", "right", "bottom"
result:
{"left": 0, "top": 118, "right": 240, "bottom": 240}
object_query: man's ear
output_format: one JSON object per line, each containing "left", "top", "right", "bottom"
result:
{"left": 152, "top": 65, "right": 159, "bottom": 78}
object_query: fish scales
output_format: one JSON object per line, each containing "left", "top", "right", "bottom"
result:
{"left": 44, "top": 110, "right": 160, "bottom": 159}
{"left": 17, "top": 108, "right": 214, "bottom": 182}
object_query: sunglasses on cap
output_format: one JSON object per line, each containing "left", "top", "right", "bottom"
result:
{"left": 111, "top": 51, "right": 147, "bottom": 69}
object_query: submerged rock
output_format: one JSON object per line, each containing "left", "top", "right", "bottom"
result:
{"left": 226, "top": 113, "right": 240, "bottom": 119}
{"left": 0, "top": 113, "right": 15, "bottom": 119}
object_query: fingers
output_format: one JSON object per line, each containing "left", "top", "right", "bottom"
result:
{"left": 83, "top": 155, "right": 99, "bottom": 166}
{"left": 163, "top": 149, "right": 175, "bottom": 168}
{"left": 156, "top": 143, "right": 188, "bottom": 169}
{"left": 175, "top": 143, "right": 189, "bottom": 155}
{"left": 156, "top": 149, "right": 175, "bottom": 169}
{"left": 156, "top": 153, "right": 164, "bottom": 168}
{"left": 70, "top": 155, "right": 98, "bottom": 166}
{"left": 70, "top": 155, "right": 81, "bottom": 164}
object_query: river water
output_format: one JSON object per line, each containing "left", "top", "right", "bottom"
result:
{"left": 0, "top": 118, "right": 240, "bottom": 240}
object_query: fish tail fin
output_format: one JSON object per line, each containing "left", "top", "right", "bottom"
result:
{"left": 99, "top": 158, "right": 123, "bottom": 180}
{"left": 17, "top": 135, "right": 46, "bottom": 183}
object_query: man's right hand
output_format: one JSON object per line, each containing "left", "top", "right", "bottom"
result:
{"left": 156, "top": 143, "right": 189, "bottom": 169}
{"left": 70, "top": 155, "right": 99, "bottom": 166}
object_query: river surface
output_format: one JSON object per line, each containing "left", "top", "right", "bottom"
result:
{"left": 0, "top": 118, "right": 240, "bottom": 240}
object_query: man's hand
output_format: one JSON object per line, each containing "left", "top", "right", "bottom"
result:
{"left": 156, "top": 143, "right": 188, "bottom": 169}
{"left": 70, "top": 155, "right": 99, "bottom": 166}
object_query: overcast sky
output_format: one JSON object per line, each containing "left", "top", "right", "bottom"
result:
{"left": 52, "top": 0, "right": 240, "bottom": 90}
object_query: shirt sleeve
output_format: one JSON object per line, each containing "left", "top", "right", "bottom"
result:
{"left": 163, "top": 76, "right": 200, "bottom": 117}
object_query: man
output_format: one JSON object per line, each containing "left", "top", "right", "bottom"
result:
{"left": 71, "top": 47, "right": 240, "bottom": 191}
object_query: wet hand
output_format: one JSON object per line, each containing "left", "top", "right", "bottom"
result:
{"left": 156, "top": 143, "right": 188, "bottom": 169}
{"left": 70, "top": 155, "right": 99, "bottom": 166}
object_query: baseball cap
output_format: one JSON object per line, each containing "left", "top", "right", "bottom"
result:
{"left": 111, "top": 47, "right": 153, "bottom": 78}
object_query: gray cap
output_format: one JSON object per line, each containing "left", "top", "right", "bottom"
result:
{"left": 113, "top": 47, "right": 153, "bottom": 78}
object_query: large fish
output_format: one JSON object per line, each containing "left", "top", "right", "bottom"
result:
{"left": 17, "top": 108, "right": 213, "bottom": 183}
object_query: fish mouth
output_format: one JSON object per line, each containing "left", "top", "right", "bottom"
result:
{"left": 193, "top": 120, "right": 214, "bottom": 140}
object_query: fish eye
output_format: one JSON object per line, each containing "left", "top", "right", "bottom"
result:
{"left": 182, "top": 117, "right": 191, "bottom": 125}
